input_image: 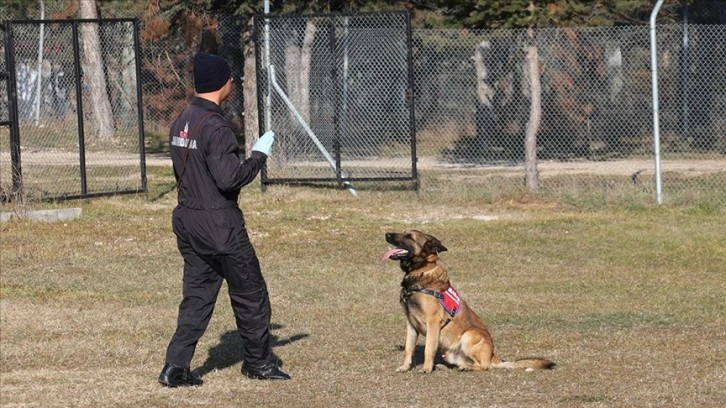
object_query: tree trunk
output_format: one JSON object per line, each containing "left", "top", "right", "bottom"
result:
{"left": 283, "top": 21, "right": 317, "bottom": 156}
{"left": 524, "top": 27, "right": 541, "bottom": 191}
{"left": 298, "top": 20, "right": 316, "bottom": 124}
{"left": 283, "top": 21, "right": 317, "bottom": 124}
{"left": 471, "top": 40, "right": 496, "bottom": 153}
{"left": 243, "top": 16, "right": 258, "bottom": 158}
{"left": 80, "top": 0, "right": 115, "bottom": 139}
{"left": 472, "top": 40, "right": 494, "bottom": 109}
{"left": 284, "top": 43, "right": 301, "bottom": 118}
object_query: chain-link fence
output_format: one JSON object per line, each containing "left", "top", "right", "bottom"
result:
{"left": 249, "top": 15, "right": 725, "bottom": 205}
{"left": 413, "top": 25, "right": 725, "bottom": 206}
{"left": 256, "top": 11, "right": 417, "bottom": 192}
{"left": 2, "top": 7, "right": 724, "bottom": 207}
{"left": 0, "top": 18, "right": 145, "bottom": 203}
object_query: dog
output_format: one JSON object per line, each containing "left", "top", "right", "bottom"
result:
{"left": 383, "top": 230, "right": 555, "bottom": 373}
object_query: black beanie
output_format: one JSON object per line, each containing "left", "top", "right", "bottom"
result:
{"left": 193, "top": 53, "right": 231, "bottom": 93}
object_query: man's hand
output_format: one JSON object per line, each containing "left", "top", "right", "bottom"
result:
{"left": 252, "top": 130, "right": 275, "bottom": 156}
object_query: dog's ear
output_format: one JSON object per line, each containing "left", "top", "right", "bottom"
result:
{"left": 424, "top": 237, "right": 447, "bottom": 254}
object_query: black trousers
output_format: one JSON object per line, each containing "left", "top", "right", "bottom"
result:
{"left": 164, "top": 207, "right": 272, "bottom": 368}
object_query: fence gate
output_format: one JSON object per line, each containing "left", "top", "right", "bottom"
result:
{"left": 1, "top": 18, "right": 146, "bottom": 203}
{"left": 255, "top": 11, "right": 417, "bottom": 193}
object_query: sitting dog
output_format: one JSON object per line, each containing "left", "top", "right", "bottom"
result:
{"left": 383, "top": 230, "right": 555, "bottom": 373}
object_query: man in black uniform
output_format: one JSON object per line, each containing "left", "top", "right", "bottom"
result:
{"left": 158, "top": 53, "right": 290, "bottom": 387}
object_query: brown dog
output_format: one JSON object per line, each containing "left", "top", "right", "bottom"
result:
{"left": 383, "top": 230, "right": 555, "bottom": 373}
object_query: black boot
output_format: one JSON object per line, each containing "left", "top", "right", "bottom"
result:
{"left": 158, "top": 363, "right": 203, "bottom": 387}
{"left": 241, "top": 362, "right": 291, "bottom": 380}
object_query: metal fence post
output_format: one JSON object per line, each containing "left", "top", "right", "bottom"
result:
{"left": 4, "top": 21, "right": 23, "bottom": 200}
{"left": 650, "top": 0, "right": 665, "bottom": 205}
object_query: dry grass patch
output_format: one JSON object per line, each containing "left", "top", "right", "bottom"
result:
{"left": 1, "top": 177, "right": 724, "bottom": 406}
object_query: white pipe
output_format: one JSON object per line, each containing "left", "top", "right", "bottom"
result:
{"left": 342, "top": 16, "right": 349, "bottom": 131}
{"left": 269, "top": 65, "right": 358, "bottom": 196}
{"left": 34, "top": 0, "right": 45, "bottom": 125}
{"left": 650, "top": 0, "right": 665, "bottom": 205}
{"left": 264, "top": 0, "right": 271, "bottom": 132}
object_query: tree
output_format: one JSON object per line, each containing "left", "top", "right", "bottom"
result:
{"left": 471, "top": 40, "right": 496, "bottom": 155}
{"left": 242, "top": 16, "right": 259, "bottom": 156}
{"left": 430, "top": 0, "right": 688, "bottom": 28}
{"left": 80, "top": 0, "right": 115, "bottom": 139}
{"left": 517, "top": 1, "right": 541, "bottom": 191}
{"left": 523, "top": 25, "right": 541, "bottom": 191}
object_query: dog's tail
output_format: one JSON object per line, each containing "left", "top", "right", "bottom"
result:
{"left": 491, "top": 355, "right": 556, "bottom": 370}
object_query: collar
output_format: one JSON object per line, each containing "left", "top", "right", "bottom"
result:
{"left": 191, "top": 97, "right": 225, "bottom": 115}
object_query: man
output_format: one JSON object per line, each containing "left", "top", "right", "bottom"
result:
{"left": 158, "top": 53, "right": 290, "bottom": 387}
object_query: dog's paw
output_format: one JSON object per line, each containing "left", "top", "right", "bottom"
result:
{"left": 396, "top": 364, "right": 412, "bottom": 373}
{"left": 418, "top": 367, "right": 434, "bottom": 374}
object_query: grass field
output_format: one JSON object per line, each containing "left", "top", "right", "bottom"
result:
{"left": 1, "top": 167, "right": 724, "bottom": 407}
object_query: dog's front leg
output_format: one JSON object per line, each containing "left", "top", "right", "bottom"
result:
{"left": 421, "top": 319, "right": 441, "bottom": 373}
{"left": 396, "top": 321, "right": 418, "bottom": 372}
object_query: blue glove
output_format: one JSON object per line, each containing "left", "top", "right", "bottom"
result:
{"left": 252, "top": 130, "right": 275, "bottom": 156}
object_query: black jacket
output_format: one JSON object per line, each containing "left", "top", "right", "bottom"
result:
{"left": 169, "top": 97, "right": 266, "bottom": 210}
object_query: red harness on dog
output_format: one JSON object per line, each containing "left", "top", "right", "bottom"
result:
{"left": 418, "top": 285, "right": 462, "bottom": 317}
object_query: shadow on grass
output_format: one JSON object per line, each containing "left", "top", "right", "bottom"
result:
{"left": 193, "top": 323, "right": 308, "bottom": 378}
{"left": 394, "top": 344, "right": 452, "bottom": 370}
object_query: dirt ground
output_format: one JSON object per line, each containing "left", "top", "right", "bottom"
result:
{"left": 1, "top": 151, "right": 723, "bottom": 178}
